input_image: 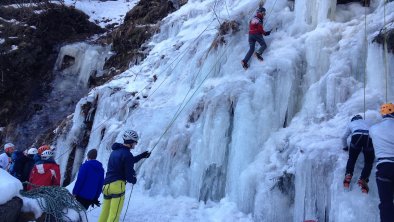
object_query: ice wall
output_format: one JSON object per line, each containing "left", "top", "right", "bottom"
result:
{"left": 56, "top": 0, "right": 394, "bottom": 221}
{"left": 55, "top": 42, "right": 111, "bottom": 86}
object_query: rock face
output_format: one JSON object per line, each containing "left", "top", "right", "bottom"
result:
{"left": 374, "top": 28, "right": 394, "bottom": 53}
{"left": 336, "top": 0, "right": 370, "bottom": 6}
{"left": 0, "top": 1, "right": 184, "bottom": 146}
{"left": 102, "top": 0, "right": 178, "bottom": 73}
{"left": 0, "top": 4, "right": 103, "bottom": 143}
{"left": 0, "top": 197, "right": 23, "bottom": 222}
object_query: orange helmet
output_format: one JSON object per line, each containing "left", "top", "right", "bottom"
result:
{"left": 380, "top": 103, "right": 394, "bottom": 116}
{"left": 38, "top": 145, "right": 50, "bottom": 155}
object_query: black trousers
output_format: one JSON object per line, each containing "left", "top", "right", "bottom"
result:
{"left": 345, "top": 134, "right": 375, "bottom": 180}
{"left": 243, "top": 34, "right": 267, "bottom": 63}
{"left": 75, "top": 196, "right": 93, "bottom": 210}
{"left": 376, "top": 162, "right": 394, "bottom": 222}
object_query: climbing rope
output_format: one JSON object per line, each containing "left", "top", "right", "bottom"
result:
{"left": 363, "top": 0, "right": 368, "bottom": 118}
{"left": 121, "top": 184, "right": 134, "bottom": 222}
{"left": 121, "top": 1, "right": 279, "bottom": 220}
{"left": 264, "top": 0, "right": 278, "bottom": 27}
{"left": 20, "top": 184, "right": 86, "bottom": 222}
{"left": 383, "top": 0, "right": 389, "bottom": 102}
{"left": 54, "top": 18, "right": 216, "bottom": 162}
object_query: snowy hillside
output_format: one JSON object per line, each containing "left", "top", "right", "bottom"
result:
{"left": 54, "top": 0, "right": 393, "bottom": 221}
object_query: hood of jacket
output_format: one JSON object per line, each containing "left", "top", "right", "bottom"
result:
{"left": 85, "top": 159, "right": 104, "bottom": 173}
{"left": 112, "top": 142, "right": 129, "bottom": 151}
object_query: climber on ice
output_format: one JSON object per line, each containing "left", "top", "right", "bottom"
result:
{"left": 342, "top": 114, "right": 374, "bottom": 193}
{"left": 241, "top": 7, "right": 271, "bottom": 70}
{"left": 369, "top": 103, "right": 394, "bottom": 222}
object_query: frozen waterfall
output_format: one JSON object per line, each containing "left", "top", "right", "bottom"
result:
{"left": 56, "top": 0, "right": 393, "bottom": 221}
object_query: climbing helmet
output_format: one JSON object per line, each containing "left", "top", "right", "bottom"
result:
{"left": 38, "top": 145, "right": 50, "bottom": 155}
{"left": 28, "top": 147, "right": 38, "bottom": 155}
{"left": 351, "top": 114, "right": 363, "bottom": 121}
{"left": 4, "top": 143, "right": 15, "bottom": 153}
{"left": 41, "top": 150, "right": 54, "bottom": 160}
{"left": 380, "top": 103, "right": 394, "bottom": 115}
{"left": 122, "top": 130, "right": 139, "bottom": 144}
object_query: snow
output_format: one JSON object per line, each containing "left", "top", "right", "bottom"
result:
{"left": 0, "top": 169, "right": 23, "bottom": 204}
{"left": 0, "top": 38, "right": 4, "bottom": 44}
{"left": 87, "top": 184, "right": 252, "bottom": 222}
{"left": 64, "top": 0, "right": 138, "bottom": 28}
{"left": 3, "top": 0, "right": 394, "bottom": 221}
{"left": 10, "top": 45, "right": 18, "bottom": 51}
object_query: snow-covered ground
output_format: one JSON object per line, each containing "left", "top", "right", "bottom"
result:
{"left": 1, "top": 0, "right": 393, "bottom": 221}
{"left": 64, "top": 0, "right": 138, "bottom": 28}
{"left": 87, "top": 184, "right": 252, "bottom": 222}
{"left": 0, "top": 169, "right": 23, "bottom": 204}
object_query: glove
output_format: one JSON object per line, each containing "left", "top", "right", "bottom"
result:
{"left": 141, "top": 151, "right": 151, "bottom": 158}
{"left": 265, "top": 30, "right": 271, "bottom": 36}
{"left": 131, "top": 175, "right": 137, "bottom": 185}
{"left": 343, "top": 146, "right": 349, "bottom": 152}
{"left": 91, "top": 199, "right": 101, "bottom": 207}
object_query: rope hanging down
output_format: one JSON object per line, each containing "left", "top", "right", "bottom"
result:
{"left": 20, "top": 185, "right": 86, "bottom": 222}
{"left": 121, "top": 1, "right": 279, "bottom": 221}
{"left": 363, "top": 0, "right": 367, "bottom": 118}
{"left": 54, "top": 18, "right": 216, "bottom": 162}
{"left": 383, "top": 0, "right": 389, "bottom": 103}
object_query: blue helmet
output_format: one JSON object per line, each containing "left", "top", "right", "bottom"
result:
{"left": 351, "top": 115, "right": 363, "bottom": 121}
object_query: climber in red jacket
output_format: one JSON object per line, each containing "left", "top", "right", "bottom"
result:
{"left": 241, "top": 7, "right": 271, "bottom": 70}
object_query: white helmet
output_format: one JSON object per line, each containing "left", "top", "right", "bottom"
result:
{"left": 41, "top": 150, "right": 54, "bottom": 160}
{"left": 27, "top": 147, "right": 38, "bottom": 155}
{"left": 4, "top": 143, "right": 15, "bottom": 150}
{"left": 122, "top": 130, "right": 139, "bottom": 143}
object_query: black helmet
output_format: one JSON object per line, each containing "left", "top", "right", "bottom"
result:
{"left": 257, "top": 7, "right": 266, "bottom": 14}
{"left": 351, "top": 115, "right": 363, "bottom": 121}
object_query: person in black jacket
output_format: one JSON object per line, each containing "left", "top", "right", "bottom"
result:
{"left": 21, "top": 147, "right": 38, "bottom": 190}
{"left": 98, "top": 130, "right": 150, "bottom": 222}
{"left": 73, "top": 149, "right": 104, "bottom": 210}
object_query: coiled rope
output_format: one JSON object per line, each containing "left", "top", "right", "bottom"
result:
{"left": 20, "top": 184, "right": 86, "bottom": 222}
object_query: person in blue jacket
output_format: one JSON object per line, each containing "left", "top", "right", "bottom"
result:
{"left": 9, "top": 149, "right": 28, "bottom": 181}
{"left": 98, "top": 130, "right": 150, "bottom": 222}
{"left": 73, "top": 149, "right": 105, "bottom": 210}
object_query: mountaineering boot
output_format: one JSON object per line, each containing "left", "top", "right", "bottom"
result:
{"left": 343, "top": 174, "right": 352, "bottom": 189}
{"left": 241, "top": 60, "right": 249, "bottom": 70}
{"left": 358, "top": 179, "right": 369, "bottom": 194}
{"left": 254, "top": 52, "right": 264, "bottom": 61}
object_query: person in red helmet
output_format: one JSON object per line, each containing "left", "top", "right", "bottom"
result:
{"left": 27, "top": 149, "right": 60, "bottom": 190}
{"left": 241, "top": 7, "right": 271, "bottom": 70}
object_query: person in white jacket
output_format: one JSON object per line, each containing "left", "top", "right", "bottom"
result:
{"left": 0, "top": 143, "right": 15, "bottom": 171}
{"left": 342, "top": 115, "right": 374, "bottom": 193}
{"left": 369, "top": 103, "right": 394, "bottom": 222}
